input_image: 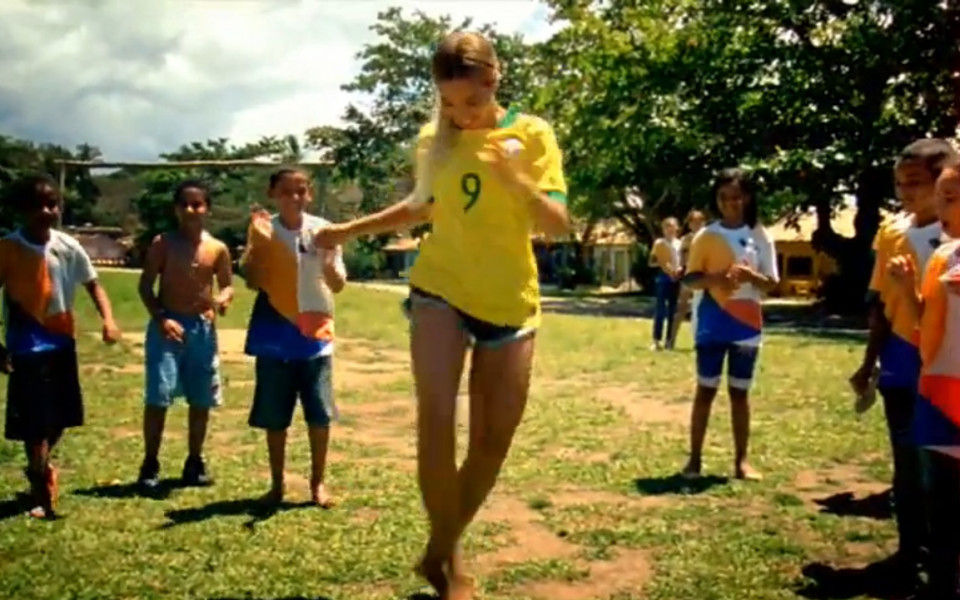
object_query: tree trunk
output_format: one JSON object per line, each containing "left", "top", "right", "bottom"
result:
{"left": 812, "top": 167, "right": 886, "bottom": 314}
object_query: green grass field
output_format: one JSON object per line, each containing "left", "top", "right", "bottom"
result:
{"left": 0, "top": 271, "right": 896, "bottom": 600}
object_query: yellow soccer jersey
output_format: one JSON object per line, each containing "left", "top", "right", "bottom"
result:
{"left": 408, "top": 107, "right": 567, "bottom": 328}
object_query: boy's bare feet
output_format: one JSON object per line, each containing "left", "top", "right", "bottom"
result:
{"left": 310, "top": 483, "right": 335, "bottom": 509}
{"left": 735, "top": 462, "right": 762, "bottom": 481}
{"left": 680, "top": 458, "right": 702, "bottom": 479}
{"left": 260, "top": 486, "right": 284, "bottom": 506}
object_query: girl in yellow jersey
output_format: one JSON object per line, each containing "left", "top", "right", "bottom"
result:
{"left": 889, "top": 156, "right": 960, "bottom": 600}
{"left": 314, "top": 32, "right": 570, "bottom": 599}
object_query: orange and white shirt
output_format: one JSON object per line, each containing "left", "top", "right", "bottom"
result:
{"left": 241, "top": 213, "right": 346, "bottom": 360}
{"left": 874, "top": 216, "right": 943, "bottom": 388}
{"left": 0, "top": 229, "right": 97, "bottom": 354}
{"left": 686, "top": 222, "right": 779, "bottom": 347}
{"left": 914, "top": 239, "right": 960, "bottom": 457}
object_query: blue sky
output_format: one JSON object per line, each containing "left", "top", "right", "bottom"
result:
{"left": 0, "top": 1, "right": 558, "bottom": 161}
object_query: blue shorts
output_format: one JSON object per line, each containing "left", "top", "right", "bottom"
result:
{"left": 145, "top": 314, "right": 222, "bottom": 409}
{"left": 402, "top": 287, "right": 535, "bottom": 349}
{"left": 248, "top": 354, "right": 337, "bottom": 430}
{"left": 696, "top": 343, "right": 760, "bottom": 391}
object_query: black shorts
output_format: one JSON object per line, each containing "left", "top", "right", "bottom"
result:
{"left": 4, "top": 346, "right": 84, "bottom": 442}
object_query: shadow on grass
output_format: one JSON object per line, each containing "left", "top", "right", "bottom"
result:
{"left": 161, "top": 498, "right": 313, "bottom": 531}
{"left": 0, "top": 493, "right": 33, "bottom": 521}
{"left": 814, "top": 489, "right": 892, "bottom": 520}
{"left": 796, "top": 558, "right": 905, "bottom": 599}
{"left": 0, "top": 492, "right": 65, "bottom": 521}
{"left": 73, "top": 478, "right": 186, "bottom": 501}
{"left": 633, "top": 474, "right": 728, "bottom": 495}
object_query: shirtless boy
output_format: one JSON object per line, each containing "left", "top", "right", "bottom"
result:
{"left": 136, "top": 180, "right": 234, "bottom": 491}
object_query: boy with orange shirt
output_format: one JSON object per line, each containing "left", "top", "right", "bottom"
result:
{"left": 889, "top": 155, "right": 960, "bottom": 600}
{"left": 856, "top": 138, "right": 958, "bottom": 593}
{"left": 0, "top": 174, "right": 121, "bottom": 519}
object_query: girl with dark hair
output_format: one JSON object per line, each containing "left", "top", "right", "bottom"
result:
{"left": 680, "top": 169, "right": 779, "bottom": 481}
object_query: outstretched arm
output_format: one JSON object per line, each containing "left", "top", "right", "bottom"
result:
{"left": 315, "top": 198, "right": 431, "bottom": 248}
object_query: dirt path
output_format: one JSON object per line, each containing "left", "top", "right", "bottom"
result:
{"left": 108, "top": 327, "right": 655, "bottom": 597}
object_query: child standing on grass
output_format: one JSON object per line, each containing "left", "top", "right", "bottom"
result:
{"left": 0, "top": 173, "right": 121, "bottom": 519}
{"left": 240, "top": 168, "right": 346, "bottom": 508}
{"left": 136, "top": 180, "right": 234, "bottom": 491}
{"left": 680, "top": 168, "right": 779, "bottom": 482}
{"left": 889, "top": 155, "right": 960, "bottom": 600}
{"left": 650, "top": 217, "right": 682, "bottom": 351}
{"left": 851, "top": 139, "right": 957, "bottom": 595}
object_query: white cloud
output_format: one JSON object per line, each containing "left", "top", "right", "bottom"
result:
{"left": 0, "top": 0, "right": 558, "bottom": 161}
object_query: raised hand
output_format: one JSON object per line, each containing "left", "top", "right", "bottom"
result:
{"left": 479, "top": 139, "right": 536, "bottom": 195}
{"left": 887, "top": 255, "right": 916, "bottom": 287}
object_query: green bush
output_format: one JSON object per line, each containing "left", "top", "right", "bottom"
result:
{"left": 343, "top": 240, "right": 384, "bottom": 280}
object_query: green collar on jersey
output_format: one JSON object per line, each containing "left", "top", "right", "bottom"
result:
{"left": 498, "top": 105, "right": 520, "bottom": 128}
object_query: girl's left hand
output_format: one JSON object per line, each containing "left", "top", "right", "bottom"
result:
{"left": 480, "top": 140, "right": 537, "bottom": 196}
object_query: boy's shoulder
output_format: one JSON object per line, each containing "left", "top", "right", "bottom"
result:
{"left": 200, "top": 230, "right": 230, "bottom": 253}
{"left": 50, "top": 229, "right": 89, "bottom": 255}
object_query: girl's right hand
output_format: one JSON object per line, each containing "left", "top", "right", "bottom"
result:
{"left": 314, "top": 224, "right": 352, "bottom": 249}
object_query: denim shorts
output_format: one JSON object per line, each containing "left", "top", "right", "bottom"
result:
{"left": 144, "top": 314, "right": 222, "bottom": 409}
{"left": 248, "top": 354, "right": 337, "bottom": 430}
{"left": 402, "top": 287, "right": 535, "bottom": 348}
{"left": 696, "top": 343, "right": 760, "bottom": 391}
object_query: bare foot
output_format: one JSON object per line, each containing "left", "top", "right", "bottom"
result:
{"left": 310, "top": 484, "right": 335, "bottom": 509}
{"left": 680, "top": 458, "right": 702, "bottom": 479}
{"left": 260, "top": 486, "right": 284, "bottom": 506}
{"left": 446, "top": 573, "right": 475, "bottom": 600}
{"left": 735, "top": 463, "right": 763, "bottom": 481}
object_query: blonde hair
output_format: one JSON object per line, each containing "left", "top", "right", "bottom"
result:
{"left": 409, "top": 31, "right": 500, "bottom": 206}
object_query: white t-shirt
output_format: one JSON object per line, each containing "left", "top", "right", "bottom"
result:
{"left": 1, "top": 229, "right": 97, "bottom": 353}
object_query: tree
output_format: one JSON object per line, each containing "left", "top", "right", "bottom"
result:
{"left": 535, "top": 0, "right": 958, "bottom": 308}
{"left": 131, "top": 136, "right": 332, "bottom": 257}
{"left": 0, "top": 134, "right": 102, "bottom": 232}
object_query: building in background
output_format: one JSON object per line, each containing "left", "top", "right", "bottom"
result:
{"left": 66, "top": 225, "right": 132, "bottom": 267}
{"left": 767, "top": 206, "right": 895, "bottom": 298}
